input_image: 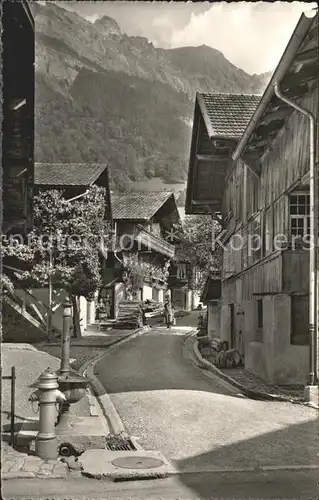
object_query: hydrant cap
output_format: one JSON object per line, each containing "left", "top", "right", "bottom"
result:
{"left": 37, "top": 368, "right": 59, "bottom": 390}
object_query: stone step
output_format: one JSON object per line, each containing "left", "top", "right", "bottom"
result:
{"left": 79, "top": 449, "right": 176, "bottom": 480}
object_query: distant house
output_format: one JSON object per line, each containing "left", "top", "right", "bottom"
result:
{"left": 185, "top": 92, "right": 261, "bottom": 216}
{"left": 34, "top": 162, "right": 112, "bottom": 218}
{"left": 185, "top": 91, "right": 260, "bottom": 336}
{"left": 200, "top": 274, "right": 222, "bottom": 339}
{"left": 104, "top": 191, "right": 182, "bottom": 317}
{"left": 167, "top": 259, "right": 193, "bottom": 311}
{"left": 186, "top": 12, "right": 318, "bottom": 386}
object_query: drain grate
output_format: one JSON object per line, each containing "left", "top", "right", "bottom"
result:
{"left": 105, "top": 436, "right": 137, "bottom": 451}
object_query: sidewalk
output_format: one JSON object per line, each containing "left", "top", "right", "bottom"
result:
{"left": 1, "top": 441, "right": 68, "bottom": 479}
{"left": 192, "top": 335, "right": 316, "bottom": 407}
{"left": 1, "top": 328, "right": 136, "bottom": 480}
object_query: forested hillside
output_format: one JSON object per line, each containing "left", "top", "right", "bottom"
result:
{"left": 33, "top": 2, "right": 271, "bottom": 193}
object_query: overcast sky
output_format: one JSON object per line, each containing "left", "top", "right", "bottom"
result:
{"left": 57, "top": 1, "right": 316, "bottom": 74}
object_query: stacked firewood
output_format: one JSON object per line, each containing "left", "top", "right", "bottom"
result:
{"left": 113, "top": 300, "right": 144, "bottom": 329}
{"left": 144, "top": 300, "right": 164, "bottom": 317}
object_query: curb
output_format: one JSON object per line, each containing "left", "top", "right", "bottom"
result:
{"left": 79, "top": 327, "right": 146, "bottom": 435}
{"left": 191, "top": 333, "right": 296, "bottom": 403}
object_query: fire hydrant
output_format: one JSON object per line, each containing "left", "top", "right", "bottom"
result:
{"left": 29, "top": 368, "right": 66, "bottom": 460}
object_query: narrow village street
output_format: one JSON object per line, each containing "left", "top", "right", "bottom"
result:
{"left": 94, "top": 313, "right": 318, "bottom": 473}
{"left": 2, "top": 3, "right": 319, "bottom": 500}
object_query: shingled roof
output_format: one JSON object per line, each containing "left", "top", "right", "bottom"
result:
{"left": 34, "top": 163, "right": 107, "bottom": 186}
{"left": 197, "top": 93, "right": 261, "bottom": 139}
{"left": 112, "top": 191, "right": 175, "bottom": 220}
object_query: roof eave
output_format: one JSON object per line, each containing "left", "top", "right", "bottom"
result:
{"left": 196, "top": 93, "right": 216, "bottom": 138}
{"left": 232, "top": 12, "right": 316, "bottom": 162}
{"left": 113, "top": 217, "right": 149, "bottom": 222}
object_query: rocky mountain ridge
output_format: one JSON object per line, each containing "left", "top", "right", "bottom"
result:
{"left": 32, "top": 2, "right": 270, "bottom": 98}
{"left": 32, "top": 2, "right": 271, "bottom": 194}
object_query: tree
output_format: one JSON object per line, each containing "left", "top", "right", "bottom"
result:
{"left": 1, "top": 239, "right": 35, "bottom": 295}
{"left": 16, "top": 186, "right": 112, "bottom": 339}
{"left": 173, "top": 215, "right": 222, "bottom": 294}
{"left": 122, "top": 253, "right": 170, "bottom": 298}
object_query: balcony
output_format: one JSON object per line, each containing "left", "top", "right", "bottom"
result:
{"left": 135, "top": 225, "right": 175, "bottom": 258}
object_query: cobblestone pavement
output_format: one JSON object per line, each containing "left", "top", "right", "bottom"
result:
{"left": 1, "top": 441, "right": 68, "bottom": 479}
{"left": 35, "top": 330, "right": 134, "bottom": 371}
{"left": 203, "top": 354, "right": 305, "bottom": 401}
{"left": 2, "top": 329, "right": 133, "bottom": 481}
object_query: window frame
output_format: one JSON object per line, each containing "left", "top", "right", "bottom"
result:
{"left": 289, "top": 192, "right": 310, "bottom": 240}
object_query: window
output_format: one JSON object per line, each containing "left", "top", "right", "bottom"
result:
{"left": 291, "top": 295, "right": 308, "bottom": 345}
{"left": 251, "top": 214, "right": 261, "bottom": 262}
{"left": 242, "top": 230, "right": 248, "bottom": 269}
{"left": 152, "top": 288, "right": 159, "bottom": 302}
{"left": 289, "top": 193, "right": 310, "bottom": 241}
{"left": 177, "top": 263, "right": 187, "bottom": 280}
{"left": 149, "top": 223, "right": 161, "bottom": 237}
{"left": 257, "top": 299, "right": 263, "bottom": 328}
{"left": 263, "top": 208, "right": 273, "bottom": 256}
{"left": 255, "top": 298, "right": 263, "bottom": 342}
{"left": 252, "top": 177, "right": 259, "bottom": 215}
{"left": 223, "top": 243, "right": 236, "bottom": 277}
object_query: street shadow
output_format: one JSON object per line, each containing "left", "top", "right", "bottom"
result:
{"left": 174, "top": 419, "right": 319, "bottom": 498}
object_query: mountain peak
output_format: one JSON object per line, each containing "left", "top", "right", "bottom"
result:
{"left": 94, "top": 15, "right": 122, "bottom": 37}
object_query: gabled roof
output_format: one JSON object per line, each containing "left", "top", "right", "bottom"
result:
{"left": 197, "top": 93, "right": 261, "bottom": 140}
{"left": 34, "top": 163, "right": 107, "bottom": 186}
{"left": 111, "top": 191, "right": 176, "bottom": 220}
{"left": 233, "top": 11, "right": 318, "bottom": 161}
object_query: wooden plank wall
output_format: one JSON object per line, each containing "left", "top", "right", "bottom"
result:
{"left": 223, "top": 252, "right": 282, "bottom": 302}
{"left": 282, "top": 250, "right": 309, "bottom": 292}
{"left": 261, "top": 89, "right": 317, "bottom": 208}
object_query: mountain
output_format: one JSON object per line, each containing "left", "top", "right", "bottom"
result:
{"left": 32, "top": 2, "right": 271, "bottom": 194}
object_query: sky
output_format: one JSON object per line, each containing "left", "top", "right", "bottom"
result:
{"left": 56, "top": 1, "right": 317, "bottom": 74}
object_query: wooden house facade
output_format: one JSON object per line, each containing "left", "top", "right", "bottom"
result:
{"left": 2, "top": 1, "right": 34, "bottom": 235}
{"left": 19, "top": 163, "right": 113, "bottom": 335}
{"left": 106, "top": 191, "right": 185, "bottom": 317}
{"left": 186, "top": 12, "right": 318, "bottom": 385}
{"left": 34, "top": 162, "right": 112, "bottom": 217}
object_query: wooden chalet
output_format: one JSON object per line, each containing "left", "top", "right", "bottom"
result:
{"left": 167, "top": 259, "right": 193, "bottom": 311}
{"left": 104, "top": 191, "right": 182, "bottom": 317}
{"left": 2, "top": 1, "right": 34, "bottom": 235}
{"left": 34, "top": 162, "right": 112, "bottom": 217}
{"left": 185, "top": 92, "right": 261, "bottom": 217}
{"left": 4, "top": 163, "right": 113, "bottom": 340}
{"left": 186, "top": 11, "right": 319, "bottom": 386}
{"left": 32, "top": 162, "right": 112, "bottom": 333}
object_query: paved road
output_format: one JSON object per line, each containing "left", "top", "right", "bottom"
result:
{"left": 3, "top": 469, "right": 319, "bottom": 499}
{"left": 95, "top": 325, "right": 318, "bottom": 473}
